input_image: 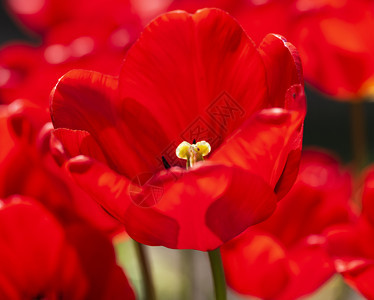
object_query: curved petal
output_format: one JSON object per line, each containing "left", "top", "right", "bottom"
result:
{"left": 0, "top": 103, "right": 123, "bottom": 237}
{"left": 65, "top": 155, "right": 132, "bottom": 221}
{"left": 361, "top": 167, "right": 374, "bottom": 226}
{"left": 258, "top": 34, "right": 303, "bottom": 108}
{"left": 276, "top": 236, "right": 335, "bottom": 300}
{"left": 222, "top": 231, "right": 335, "bottom": 300}
{"left": 51, "top": 69, "right": 169, "bottom": 177}
{"left": 291, "top": 0, "right": 374, "bottom": 100}
{"left": 63, "top": 222, "right": 135, "bottom": 299}
{"left": 325, "top": 221, "right": 374, "bottom": 299}
{"left": 0, "top": 106, "right": 15, "bottom": 163}
{"left": 51, "top": 128, "right": 108, "bottom": 164}
{"left": 0, "top": 197, "right": 135, "bottom": 299}
{"left": 210, "top": 91, "right": 305, "bottom": 191}
{"left": 6, "top": 99, "right": 49, "bottom": 144}
{"left": 221, "top": 229, "right": 290, "bottom": 299}
{"left": 256, "top": 149, "right": 353, "bottom": 247}
{"left": 0, "top": 198, "right": 87, "bottom": 299}
{"left": 66, "top": 156, "right": 277, "bottom": 250}
{"left": 343, "top": 266, "right": 374, "bottom": 299}
{"left": 119, "top": 8, "right": 268, "bottom": 149}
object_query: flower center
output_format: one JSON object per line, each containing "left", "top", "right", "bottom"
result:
{"left": 176, "top": 140, "right": 211, "bottom": 169}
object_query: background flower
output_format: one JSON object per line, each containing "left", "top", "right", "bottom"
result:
{"left": 326, "top": 166, "right": 374, "bottom": 299}
{"left": 221, "top": 150, "right": 356, "bottom": 299}
{"left": 0, "top": 196, "right": 135, "bottom": 299}
{"left": 0, "top": 101, "right": 123, "bottom": 236}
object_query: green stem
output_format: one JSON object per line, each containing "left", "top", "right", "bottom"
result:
{"left": 350, "top": 101, "right": 367, "bottom": 173}
{"left": 181, "top": 250, "right": 194, "bottom": 300}
{"left": 208, "top": 248, "right": 227, "bottom": 300}
{"left": 134, "top": 241, "right": 156, "bottom": 300}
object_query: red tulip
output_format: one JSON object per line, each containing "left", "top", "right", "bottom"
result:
{"left": 326, "top": 166, "right": 374, "bottom": 299}
{"left": 289, "top": 0, "right": 374, "bottom": 100}
{"left": 167, "top": 0, "right": 374, "bottom": 100}
{"left": 0, "top": 101, "right": 123, "bottom": 236}
{"left": 221, "top": 150, "right": 355, "bottom": 299}
{"left": 0, "top": 16, "right": 140, "bottom": 109}
{"left": 50, "top": 8, "right": 306, "bottom": 250}
{"left": 4, "top": 0, "right": 140, "bottom": 36}
{"left": 167, "top": 0, "right": 290, "bottom": 45}
{"left": 0, "top": 196, "right": 135, "bottom": 299}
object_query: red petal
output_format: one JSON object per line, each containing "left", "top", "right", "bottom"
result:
{"left": 0, "top": 106, "right": 15, "bottom": 163}
{"left": 66, "top": 156, "right": 277, "bottom": 250}
{"left": 258, "top": 33, "right": 303, "bottom": 108}
{"left": 51, "top": 69, "right": 169, "bottom": 177}
{"left": 0, "top": 198, "right": 86, "bottom": 299}
{"left": 66, "top": 155, "right": 132, "bottom": 220}
{"left": 326, "top": 220, "right": 374, "bottom": 267}
{"left": 291, "top": 0, "right": 374, "bottom": 99}
{"left": 221, "top": 229, "right": 290, "bottom": 299}
{"left": 0, "top": 197, "right": 135, "bottom": 299}
{"left": 64, "top": 222, "right": 135, "bottom": 299}
{"left": 276, "top": 237, "right": 335, "bottom": 300}
{"left": 0, "top": 104, "right": 123, "bottom": 236}
{"left": 125, "top": 163, "right": 277, "bottom": 249}
{"left": 52, "top": 128, "right": 108, "bottom": 164}
{"left": 257, "top": 149, "right": 353, "bottom": 246}
{"left": 211, "top": 102, "right": 304, "bottom": 191}
{"left": 325, "top": 221, "right": 374, "bottom": 298}
{"left": 343, "top": 266, "right": 374, "bottom": 299}
{"left": 222, "top": 231, "right": 335, "bottom": 300}
{"left": 361, "top": 167, "right": 374, "bottom": 226}
{"left": 119, "top": 8, "right": 268, "bottom": 147}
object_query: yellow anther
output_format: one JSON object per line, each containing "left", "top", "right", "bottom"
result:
{"left": 194, "top": 141, "right": 211, "bottom": 156}
{"left": 176, "top": 141, "right": 191, "bottom": 159}
{"left": 176, "top": 140, "right": 211, "bottom": 168}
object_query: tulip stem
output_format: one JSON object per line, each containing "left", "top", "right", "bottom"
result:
{"left": 350, "top": 101, "right": 367, "bottom": 173}
{"left": 208, "top": 248, "right": 227, "bottom": 300}
{"left": 134, "top": 241, "right": 156, "bottom": 300}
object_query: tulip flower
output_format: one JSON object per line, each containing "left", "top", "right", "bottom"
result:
{"left": 0, "top": 196, "right": 135, "bottom": 299}
{"left": 167, "top": 0, "right": 374, "bottom": 100}
{"left": 221, "top": 150, "right": 355, "bottom": 299}
{"left": 289, "top": 0, "right": 374, "bottom": 100}
{"left": 326, "top": 166, "right": 374, "bottom": 299}
{"left": 0, "top": 101, "right": 123, "bottom": 235}
{"left": 50, "top": 8, "right": 306, "bottom": 250}
{"left": 4, "top": 0, "right": 140, "bottom": 36}
{"left": 0, "top": 15, "right": 140, "bottom": 109}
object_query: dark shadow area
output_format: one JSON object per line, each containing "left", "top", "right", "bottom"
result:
{"left": 0, "top": 1, "right": 37, "bottom": 44}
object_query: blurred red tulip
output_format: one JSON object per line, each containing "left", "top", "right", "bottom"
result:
{"left": 0, "top": 101, "right": 123, "bottom": 236}
{"left": 4, "top": 0, "right": 140, "bottom": 36}
{"left": 221, "top": 150, "right": 355, "bottom": 299}
{"left": 289, "top": 0, "right": 374, "bottom": 100}
{"left": 0, "top": 16, "right": 140, "bottom": 109}
{"left": 326, "top": 166, "right": 374, "bottom": 299}
{"left": 0, "top": 196, "right": 135, "bottom": 300}
{"left": 50, "top": 8, "right": 306, "bottom": 250}
{"left": 167, "top": 0, "right": 374, "bottom": 100}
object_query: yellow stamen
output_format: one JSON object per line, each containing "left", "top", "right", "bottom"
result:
{"left": 176, "top": 140, "right": 211, "bottom": 168}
